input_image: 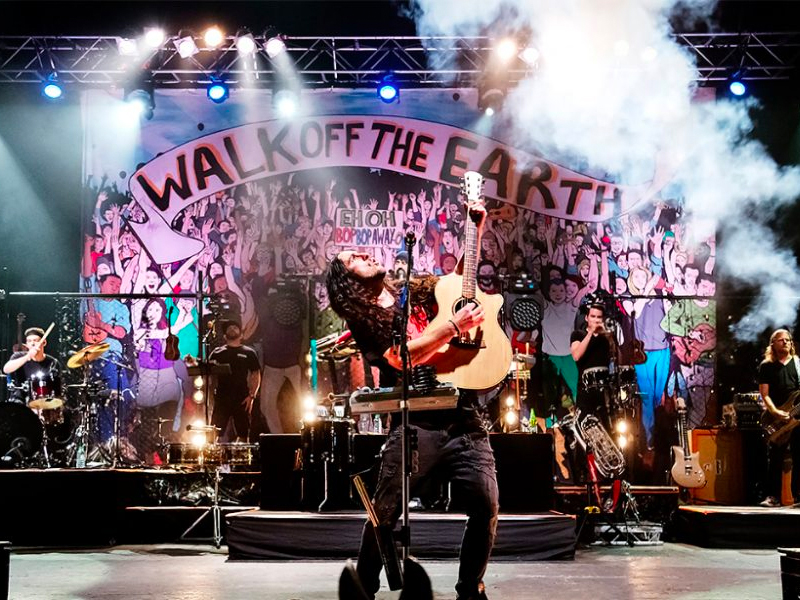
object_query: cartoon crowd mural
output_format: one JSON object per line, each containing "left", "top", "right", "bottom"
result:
{"left": 79, "top": 91, "right": 715, "bottom": 480}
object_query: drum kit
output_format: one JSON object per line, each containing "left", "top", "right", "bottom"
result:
{"left": 580, "top": 365, "right": 639, "bottom": 411}
{"left": 1, "top": 341, "right": 113, "bottom": 468}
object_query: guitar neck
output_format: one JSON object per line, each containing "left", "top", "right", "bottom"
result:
{"left": 678, "top": 408, "right": 690, "bottom": 458}
{"left": 461, "top": 217, "right": 478, "bottom": 299}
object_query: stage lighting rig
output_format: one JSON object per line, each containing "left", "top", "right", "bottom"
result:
{"left": 203, "top": 26, "right": 224, "bottom": 48}
{"left": 144, "top": 27, "right": 165, "bottom": 49}
{"left": 235, "top": 31, "right": 257, "bottom": 55}
{"left": 207, "top": 77, "right": 229, "bottom": 104}
{"left": 116, "top": 37, "right": 139, "bottom": 57}
{"left": 274, "top": 87, "right": 299, "bottom": 118}
{"left": 265, "top": 35, "right": 287, "bottom": 58}
{"left": 175, "top": 34, "right": 199, "bottom": 59}
{"left": 42, "top": 73, "right": 63, "bottom": 100}
{"left": 727, "top": 70, "right": 748, "bottom": 97}
{"left": 377, "top": 73, "right": 399, "bottom": 103}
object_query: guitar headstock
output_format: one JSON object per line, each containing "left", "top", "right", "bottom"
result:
{"left": 16, "top": 313, "right": 26, "bottom": 325}
{"left": 461, "top": 171, "right": 485, "bottom": 205}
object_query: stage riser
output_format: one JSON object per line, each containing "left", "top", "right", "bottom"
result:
{"left": 674, "top": 506, "right": 800, "bottom": 549}
{"left": 259, "top": 432, "right": 555, "bottom": 513}
{"left": 226, "top": 511, "right": 576, "bottom": 561}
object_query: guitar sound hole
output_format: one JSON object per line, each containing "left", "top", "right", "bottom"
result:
{"left": 450, "top": 298, "right": 483, "bottom": 349}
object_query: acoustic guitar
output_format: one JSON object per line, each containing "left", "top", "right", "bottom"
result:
{"left": 164, "top": 306, "right": 181, "bottom": 361}
{"left": 426, "top": 171, "right": 512, "bottom": 390}
{"left": 670, "top": 397, "right": 706, "bottom": 489}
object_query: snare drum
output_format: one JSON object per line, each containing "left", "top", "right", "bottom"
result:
{"left": 220, "top": 442, "right": 257, "bottom": 470}
{"left": 581, "top": 366, "right": 609, "bottom": 391}
{"left": 28, "top": 372, "right": 65, "bottom": 424}
{"left": 166, "top": 443, "right": 201, "bottom": 467}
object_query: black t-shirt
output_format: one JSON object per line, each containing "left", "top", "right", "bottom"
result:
{"left": 758, "top": 358, "right": 800, "bottom": 409}
{"left": 346, "top": 291, "right": 482, "bottom": 432}
{"left": 570, "top": 330, "right": 612, "bottom": 377}
{"left": 6, "top": 353, "right": 62, "bottom": 402}
{"left": 209, "top": 344, "right": 261, "bottom": 401}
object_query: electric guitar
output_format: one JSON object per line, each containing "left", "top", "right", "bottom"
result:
{"left": 670, "top": 397, "right": 706, "bottom": 489}
{"left": 426, "top": 171, "right": 512, "bottom": 390}
{"left": 762, "top": 389, "right": 800, "bottom": 446}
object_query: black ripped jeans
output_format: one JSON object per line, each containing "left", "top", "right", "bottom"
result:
{"left": 356, "top": 424, "right": 499, "bottom": 599}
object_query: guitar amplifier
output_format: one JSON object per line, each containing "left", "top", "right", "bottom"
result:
{"left": 732, "top": 393, "right": 764, "bottom": 431}
{"left": 690, "top": 428, "right": 745, "bottom": 505}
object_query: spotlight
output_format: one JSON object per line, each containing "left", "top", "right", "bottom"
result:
{"left": 193, "top": 376, "right": 204, "bottom": 389}
{"left": 204, "top": 26, "right": 224, "bottom": 48}
{"left": 265, "top": 36, "right": 286, "bottom": 58}
{"left": 504, "top": 409, "right": 518, "bottom": 426}
{"left": 478, "top": 87, "right": 505, "bottom": 116}
{"left": 42, "top": 75, "right": 63, "bottom": 100}
{"left": 728, "top": 78, "right": 747, "bottom": 97}
{"left": 302, "top": 410, "right": 318, "bottom": 423}
{"left": 274, "top": 88, "right": 298, "bottom": 118}
{"left": 615, "top": 420, "right": 628, "bottom": 434}
{"left": 616, "top": 434, "right": 628, "bottom": 449}
{"left": 377, "top": 73, "right": 399, "bottom": 103}
{"left": 117, "top": 37, "right": 139, "bottom": 57}
{"left": 193, "top": 390, "right": 204, "bottom": 403}
{"left": 236, "top": 33, "right": 256, "bottom": 55}
{"left": 520, "top": 46, "right": 540, "bottom": 66}
{"left": 190, "top": 432, "right": 207, "bottom": 447}
{"left": 495, "top": 38, "right": 518, "bottom": 63}
{"left": 175, "top": 35, "right": 199, "bottom": 59}
{"left": 124, "top": 75, "right": 155, "bottom": 120}
{"left": 302, "top": 395, "right": 317, "bottom": 412}
{"left": 207, "top": 79, "right": 229, "bottom": 103}
{"left": 504, "top": 396, "right": 515, "bottom": 408}
{"left": 640, "top": 46, "right": 657, "bottom": 62}
{"left": 144, "top": 27, "right": 165, "bottom": 49}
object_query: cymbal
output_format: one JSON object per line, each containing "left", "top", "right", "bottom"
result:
{"left": 29, "top": 397, "right": 64, "bottom": 410}
{"left": 67, "top": 342, "right": 111, "bottom": 369}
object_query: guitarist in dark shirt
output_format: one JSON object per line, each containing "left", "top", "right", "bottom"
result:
{"left": 757, "top": 328, "right": 800, "bottom": 507}
{"left": 325, "top": 199, "right": 497, "bottom": 600}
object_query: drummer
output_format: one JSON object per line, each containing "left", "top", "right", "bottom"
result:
{"left": 3, "top": 327, "right": 63, "bottom": 404}
{"left": 570, "top": 304, "right": 615, "bottom": 426}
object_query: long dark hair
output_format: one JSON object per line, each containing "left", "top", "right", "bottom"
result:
{"left": 326, "top": 257, "right": 438, "bottom": 344}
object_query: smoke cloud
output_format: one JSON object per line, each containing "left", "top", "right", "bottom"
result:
{"left": 409, "top": 0, "right": 800, "bottom": 340}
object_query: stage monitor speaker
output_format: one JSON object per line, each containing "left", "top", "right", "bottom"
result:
{"left": 490, "top": 433, "right": 554, "bottom": 512}
{"left": 260, "top": 434, "right": 302, "bottom": 510}
{"left": 690, "top": 428, "right": 745, "bottom": 505}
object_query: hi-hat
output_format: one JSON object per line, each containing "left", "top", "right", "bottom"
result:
{"left": 67, "top": 342, "right": 111, "bottom": 369}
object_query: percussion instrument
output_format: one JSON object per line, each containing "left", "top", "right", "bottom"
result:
{"left": 66, "top": 342, "right": 110, "bottom": 369}
{"left": 581, "top": 366, "right": 610, "bottom": 392}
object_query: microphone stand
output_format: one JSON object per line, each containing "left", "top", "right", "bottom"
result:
{"left": 399, "top": 232, "right": 415, "bottom": 562}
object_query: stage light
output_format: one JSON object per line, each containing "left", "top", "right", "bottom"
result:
{"left": 204, "top": 26, "right": 224, "bottom": 48}
{"left": 641, "top": 46, "right": 657, "bottom": 62}
{"left": 190, "top": 432, "right": 207, "bottom": 447}
{"left": 302, "top": 410, "right": 318, "bottom": 423}
{"left": 520, "top": 46, "right": 540, "bottom": 66}
{"left": 117, "top": 37, "right": 139, "bottom": 56}
{"left": 729, "top": 79, "right": 746, "bottom": 97}
{"left": 193, "top": 376, "right": 204, "bottom": 389}
{"left": 175, "top": 35, "right": 199, "bottom": 59}
{"left": 236, "top": 33, "right": 256, "bottom": 55}
{"left": 265, "top": 36, "right": 286, "bottom": 58}
{"left": 377, "top": 74, "right": 399, "bottom": 103}
{"left": 42, "top": 75, "right": 63, "bottom": 100}
{"left": 504, "top": 409, "right": 518, "bottom": 426}
{"left": 193, "top": 390, "right": 204, "bottom": 403}
{"left": 144, "top": 27, "right": 165, "bottom": 48}
{"left": 478, "top": 87, "right": 505, "bottom": 116}
{"left": 302, "top": 395, "right": 317, "bottom": 412}
{"left": 505, "top": 395, "right": 515, "bottom": 408}
{"left": 615, "top": 420, "right": 628, "bottom": 434}
{"left": 495, "top": 38, "right": 518, "bottom": 63}
{"left": 207, "top": 80, "right": 229, "bottom": 103}
{"left": 616, "top": 434, "right": 628, "bottom": 449}
{"left": 274, "top": 88, "right": 298, "bottom": 118}
{"left": 614, "top": 39, "right": 630, "bottom": 57}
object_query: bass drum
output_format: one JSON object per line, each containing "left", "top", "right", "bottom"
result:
{"left": 0, "top": 403, "right": 44, "bottom": 467}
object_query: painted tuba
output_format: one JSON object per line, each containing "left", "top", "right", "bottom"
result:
{"left": 563, "top": 410, "right": 626, "bottom": 479}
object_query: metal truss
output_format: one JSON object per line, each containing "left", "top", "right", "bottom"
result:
{"left": 0, "top": 32, "right": 798, "bottom": 88}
